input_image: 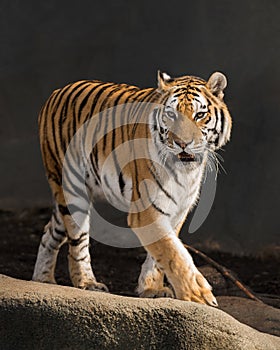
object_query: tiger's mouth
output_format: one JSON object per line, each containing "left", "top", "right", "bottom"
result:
{"left": 178, "top": 151, "right": 196, "bottom": 162}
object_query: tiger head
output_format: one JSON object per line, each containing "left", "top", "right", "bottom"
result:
{"left": 155, "top": 71, "right": 232, "bottom": 165}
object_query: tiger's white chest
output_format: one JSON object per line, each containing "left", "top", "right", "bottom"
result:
{"left": 164, "top": 164, "right": 205, "bottom": 227}
{"left": 89, "top": 156, "right": 205, "bottom": 231}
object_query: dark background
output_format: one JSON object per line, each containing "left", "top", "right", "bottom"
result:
{"left": 0, "top": 0, "right": 279, "bottom": 254}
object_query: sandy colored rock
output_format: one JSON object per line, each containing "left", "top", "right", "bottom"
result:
{"left": 217, "top": 296, "right": 280, "bottom": 337}
{"left": 0, "top": 274, "right": 279, "bottom": 350}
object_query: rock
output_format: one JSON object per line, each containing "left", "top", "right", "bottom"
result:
{"left": 0, "top": 274, "right": 279, "bottom": 350}
{"left": 217, "top": 296, "right": 280, "bottom": 337}
{"left": 257, "top": 294, "right": 280, "bottom": 309}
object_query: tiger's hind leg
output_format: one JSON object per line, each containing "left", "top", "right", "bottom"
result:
{"left": 61, "top": 207, "right": 108, "bottom": 292}
{"left": 136, "top": 254, "right": 174, "bottom": 298}
{"left": 32, "top": 204, "right": 67, "bottom": 284}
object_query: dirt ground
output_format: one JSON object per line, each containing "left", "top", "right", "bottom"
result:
{"left": 0, "top": 208, "right": 279, "bottom": 301}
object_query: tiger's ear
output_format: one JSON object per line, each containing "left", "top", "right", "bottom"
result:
{"left": 157, "top": 70, "right": 173, "bottom": 92}
{"left": 207, "top": 72, "right": 227, "bottom": 99}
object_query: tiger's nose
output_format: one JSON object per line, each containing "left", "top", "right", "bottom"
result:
{"left": 174, "top": 139, "right": 192, "bottom": 150}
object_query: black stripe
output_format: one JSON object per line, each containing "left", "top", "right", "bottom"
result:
{"left": 139, "top": 88, "right": 158, "bottom": 103}
{"left": 69, "top": 253, "right": 89, "bottom": 262}
{"left": 220, "top": 109, "right": 225, "bottom": 135}
{"left": 151, "top": 200, "right": 170, "bottom": 216}
{"left": 52, "top": 82, "right": 84, "bottom": 111}
{"left": 142, "top": 179, "right": 170, "bottom": 216}
{"left": 62, "top": 161, "right": 89, "bottom": 202}
{"left": 99, "top": 84, "right": 128, "bottom": 112}
{"left": 55, "top": 228, "right": 66, "bottom": 236}
{"left": 131, "top": 102, "right": 149, "bottom": 137}
{"left": 115, "top": 88, "right": 141, "bottom": 153}
{"left": 62, "top": 82, "right": 91, "bottom": 122}
{"left": 133, "top": 160, "right": 141, "bottom": 199}
{"left": 85, "top": 103, "right": 109, "bottom": 184}
{"left": 68, "top": 232, "right": 88, "bottom": 246}
{"left": 89, "top": 147, "right": 101, "bottom": 183}
{"left": 148, "top": 166, "right": 177, "bottom": 204}
{"left": 43, "top": 138, "right": 62, "bottom": 179}
{"left": 50, "top": 227, "right": 63, "bottom": 243}
{"left": 213, "top": 107, "right": 219, "bottom": 130}
{"left": 125, "top": 91, "right": 142, "bottom": 139}
{"left": 76, "top": 84, "right": 105, "bottom": 123}
{"left": 189, "top": 86, "right": 201, "bottom": 92}
{"left": 130, "top": 90, "right": 154, "bottom": 137}
{"left": 79, "top": 243, "right": 90, "bottom": 252}
{"left": 64, "top": 153, "right": 86, "bottom": 184}
{"left": 103, "top": 87, "right": 128, "bottom": 152}
{"left": 51, "top": 111, "right": 62, "bottom": 166}
{"left": 103, "top": 175, "right": 122, "bottom": 204}
{"left": 66, "top": 82, "right": 95, "bottom": 146}
{"left": 52, "top": 210, "right": 60, "bottom": 225}
{"left": 132, "top": 159, "right": 150, "bottom": 220}
{"left": 46, "top": 170, "right": 61, "bottom": 186}
{"left": 108, "top": 89, "right": 133, "bottom": 181}
{"left": 207, "top": 108, "right": 219, "bottom": 132}
{"left": 63, "top": 84, "right": 90, "bottom": 146}
{"left": 173, "top": 89, "right": 187, "bottom": 98}
{"left": 193, "top": 97, "right": 202, "bottom": 105}
{"left": 90, "top": 83, "right": 116, "bottom": 120}
{"left": 48, "top": 82, "right": 86, "bottom": 164}
{"left": 92, "top": 145, "right": 99, "bottom": 171}
{"left": 204, "top": 116, "right": 211, "bottom": 125}
{"left": 58, "top": 204, "right": 70, "bottom": 216}
{"left": 214, "top": 137, "right": 219, "bottom": 146}
{"left": 191, "top": 92, "right": 201, "bottom": 98}
{"left": 49, "top": 243, "right": 59, "bottom": 251}
{"left": 118, "top": 171, "right": 125, "bottom": 195}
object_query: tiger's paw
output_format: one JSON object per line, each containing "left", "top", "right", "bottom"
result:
{"left": 139, "top": 286, "right": 174, "bottom": 299}
{"left": 78, "top": 281, "right": 109, "bottom": 293}
{"left": 178, "top": 272, "right": 218, "bottom": 307}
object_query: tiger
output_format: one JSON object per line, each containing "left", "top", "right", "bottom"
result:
{"left": 32, "top": 70, "right": 232, "bottom": 306}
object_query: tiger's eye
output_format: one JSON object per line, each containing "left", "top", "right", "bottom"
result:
{"left": 195, "top": 112, "right": 206, "bottom": 119}
{"left": 166, "top": 111, "right": 176, "bottom": 120}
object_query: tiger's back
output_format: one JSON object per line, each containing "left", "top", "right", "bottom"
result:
{"left": 39, "top": 80, "right": 157, "bottom": 174}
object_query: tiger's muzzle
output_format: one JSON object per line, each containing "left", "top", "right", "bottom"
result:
{"left": 173, "top": 139, "right": 196, "bottom": 163}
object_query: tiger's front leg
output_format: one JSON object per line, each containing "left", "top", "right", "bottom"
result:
{"left": 130, "top": 212, "right": 217, "bottom": 306}
{"left": 146, "top": 235, "right": 217, "bottom": 306}
{"left": 136, "top": 217, "right": 190, "bottom": 299}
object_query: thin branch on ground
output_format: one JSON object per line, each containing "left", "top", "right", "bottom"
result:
{"left": 184, "top": 244, "right": 264, "bottom": 303}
